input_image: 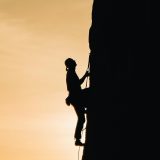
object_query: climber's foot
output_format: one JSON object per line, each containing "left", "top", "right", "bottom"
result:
{"left": 75, "top": 139, "right": 85, "bottom": 146}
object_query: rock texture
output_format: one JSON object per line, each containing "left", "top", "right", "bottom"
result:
{"left": 82, "top": 1, "right": 150, "bottom": 160}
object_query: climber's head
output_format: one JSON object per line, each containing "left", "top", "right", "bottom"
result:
{"left": 65, "top": 58, "right": 77, "bottom": 71}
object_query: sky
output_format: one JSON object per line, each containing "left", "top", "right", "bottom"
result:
{"left": 0, "top": 0, "right": 92, "bottom": 160}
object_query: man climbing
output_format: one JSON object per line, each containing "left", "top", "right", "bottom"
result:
{"left": 64, "top": 58, "right": 90, "bottom": 146}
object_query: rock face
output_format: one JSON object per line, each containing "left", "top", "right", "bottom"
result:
{"left": 82, "top": 1, "right": 150, "bottom": 160}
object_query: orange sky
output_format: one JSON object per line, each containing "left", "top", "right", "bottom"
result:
{"left": 0, "top": 0, "right": 92, "bottom": 159}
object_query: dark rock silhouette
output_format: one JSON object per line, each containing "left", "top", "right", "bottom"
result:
{"left": 82, "top": 0, "right": 150, "bottom": 160}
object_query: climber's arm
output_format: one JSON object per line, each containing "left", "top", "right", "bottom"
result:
{"left": 79, "top": 71, "right": 89, "bottom": 85}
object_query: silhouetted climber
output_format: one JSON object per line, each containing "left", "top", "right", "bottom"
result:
{"left": 64, "top": 58, "right": 90, "bottom": 146}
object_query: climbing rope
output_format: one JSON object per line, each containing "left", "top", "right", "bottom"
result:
{"left": 78, "top": 127, "right": 86, "bottom": 160}
{"left": 85, "top": 54, "right": 90, "bottom": 88}
{"left": 78, "top": 53, "right": 90, "bottom": 160}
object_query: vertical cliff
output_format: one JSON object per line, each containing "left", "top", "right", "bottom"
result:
{"left": 82, "top": 0, "right": 150, "bottom": 160}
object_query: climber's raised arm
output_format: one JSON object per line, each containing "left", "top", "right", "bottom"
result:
{"left": 79, "top": 71, "right": 90, "bottom": 85}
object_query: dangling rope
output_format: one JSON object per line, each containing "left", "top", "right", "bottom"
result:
{"left": 85, "top": 54, "right": 91, "bottom": 88}
{"left": 78, "top": 127, "right": 86, "bottom": 160}
{"left": 78, "top": 53, "right": 90, "bottom": 160}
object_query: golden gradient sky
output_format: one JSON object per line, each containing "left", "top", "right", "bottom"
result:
{"left": 0, "top": 0, "right": 92, "bottom": 159}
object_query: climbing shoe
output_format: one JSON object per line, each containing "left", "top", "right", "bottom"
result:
{"left": 75, "top": 140, "right": 85, "bottom": 146}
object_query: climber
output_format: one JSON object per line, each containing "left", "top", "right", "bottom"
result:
{"left": 64, "top": 58, "right": 90, "bottom": 146}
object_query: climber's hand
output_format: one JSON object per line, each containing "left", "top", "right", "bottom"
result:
{"left": 65, "top": 97, "right": 71, "bottom": 106}
{"left": 85, "top": 71, "right": 90, "bottom": 77}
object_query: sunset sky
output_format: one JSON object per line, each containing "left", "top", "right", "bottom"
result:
{"left": 0, "top": 0, "right": 92, "bottom": 159}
